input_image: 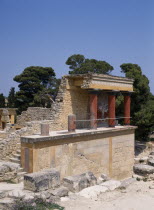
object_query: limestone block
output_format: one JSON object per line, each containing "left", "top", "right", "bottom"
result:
{"left": 100, "top": 180, "right": 121, "bottom": 191}
{"left": 24, "top": 168, "right": 60, "bottom": 192}
{"left": 78, "top": 185, "right": 108, "bottom": 199}
{"left": 119, "top": 178, "right": 136, "bottom": 189}
{"left": 134, "top": 164, "right": 154, "bottom": 175}
{"left": 0, "top": 162, "right": 20, "bottom": 177}
{"left": 63, "top": 171, "right": 97, "bottom": 192}
{"left": 49, "top": 186, "right": 69, "bottom": 197}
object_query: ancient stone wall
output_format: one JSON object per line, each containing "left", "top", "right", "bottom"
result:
{"left": 16, "top": 77, "right": 90, "bottom": 131}
{"left": 16, "top": 107, "right": 53, "bottom": 126}
{"left": 0, "top": 126, "right": 33, "bottom": 161}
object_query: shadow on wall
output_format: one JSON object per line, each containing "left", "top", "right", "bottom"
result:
{"left": 135, "top": 141, "right": 146, "bottom": 156}
{"left": 69, "top": 88, "right": 90, "bottom": 129}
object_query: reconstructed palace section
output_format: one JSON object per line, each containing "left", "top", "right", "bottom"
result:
{"left": 21, "top": 126, "right": 136, "bottom": 180}
{"left": 20, "top": 73, "right": 136, "bottom": 180}
{"left": 17, "top": 73, "right": 134, "bottom": 131}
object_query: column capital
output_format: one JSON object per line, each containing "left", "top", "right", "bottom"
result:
{"left": 88, "top": 89, "right": 99, "bottom": 95}
{"left": 108, "top": 90, "right": 119, "bottom": 96}
{"left": 122, "top": 91, "right": 133, "bottom": 96}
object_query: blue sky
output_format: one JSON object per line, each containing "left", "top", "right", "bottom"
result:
{"left": 0, "top": 0, "right": 154, "bottom": 96}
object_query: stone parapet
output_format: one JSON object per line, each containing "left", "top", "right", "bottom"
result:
{"left": 21, "top": 126, "right": 136, "bottom": 180}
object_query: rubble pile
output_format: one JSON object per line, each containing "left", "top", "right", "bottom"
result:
{"left": 0, "top": 169, "right": 136, "bottom": 209}
{"left": 133, "top": 150, "right": 154, "bottom": 181}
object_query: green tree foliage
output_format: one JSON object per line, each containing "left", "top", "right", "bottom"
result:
{"left": 14, "top": 66, "right": 57, "bottom": 113}
{"left": 33, "top": 78, "right": 61, "bottom": 107}
{"left": 0, "top": 93, "right": 5, "bottom": 108}
{"left": 66, "top": 54, "right": 114, "bottom": 74}
{"left": 8, "top": 87, "right": 16, "bottom": 108}
{"left": 120, "top": 63, "right": 154, "bottom": 140}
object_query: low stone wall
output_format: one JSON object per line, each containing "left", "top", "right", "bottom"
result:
{"left": 21, "top": 126, "right": 136, "bottom": 180}
{"left": 0, "top": 126, "right": 34, "bottom": 161}
{"left": 0, "top": 118, "right": 66, "bottom": 161}
{"left": 16, "top": 107, "right": 53, "bottom": 126}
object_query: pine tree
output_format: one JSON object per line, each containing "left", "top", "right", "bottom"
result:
{"left": 8, "top": 87, "right": 16, "bottom": 108}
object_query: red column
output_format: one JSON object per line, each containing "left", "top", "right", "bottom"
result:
{"left": 89, "top": 92, "right": 98, "bottom": 129}
{"left": 124, "top": 94, "right": 131, "bottom": 125}
{"left": 108, "top": 93, "right": 116, "bottom": 127}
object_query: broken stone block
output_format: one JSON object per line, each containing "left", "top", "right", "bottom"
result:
{"left": 147, "top": 158, "right": 154, "bottom": 167}
{"left": 85, "top": 171, "right": 97, "bottom": 185}
{"left": 63, "top": 172, "right": 97, "bottom": 192}
{"left": 0, "top": 162, "right": 19, "bottom": 174}
{"left": 50, "top": 186, "right": 69, "bottom": 197}
{"left": 78, "top": 185, "right": 108, "bottom": 199}
{"left": 149, "top": 151, "right": 154, "bottom": 156}
{"left": 100, "top": 180, "right": 121, "bottom": 191}
{"left": 0, "top": 162, "right": 20, "bottom": 182}
{"left": 24, "top": 168, "right": 60, "bottom": 192}
{"left": 133, "top": 164, "right": 154, "bottom": 175}
{"left": 119, "top": 178, "right": 136, "bottom": 189}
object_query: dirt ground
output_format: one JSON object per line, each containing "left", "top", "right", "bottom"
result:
{"left": 60, "top": 180, "right": 154, "bottom": 210}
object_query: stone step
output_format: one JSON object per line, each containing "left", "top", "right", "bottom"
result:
{"left": 13, "top": 153, "right": 21, "bottom": 160}
{"left": 9, "top": 157, "right": 21, "bottom": 164}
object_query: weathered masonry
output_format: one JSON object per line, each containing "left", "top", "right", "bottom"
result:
{"left": 21, "top": 73, "right": 136, "bottom": 180}
{"left": 21, "top": 126, "right": 136, "bottom": 180}
{"left": 0, "top": 108, "right": 17, "bottom": 130}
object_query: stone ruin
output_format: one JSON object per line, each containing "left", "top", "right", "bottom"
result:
{"left": 0, "top": 73, "right": 154, "bottom": 208}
